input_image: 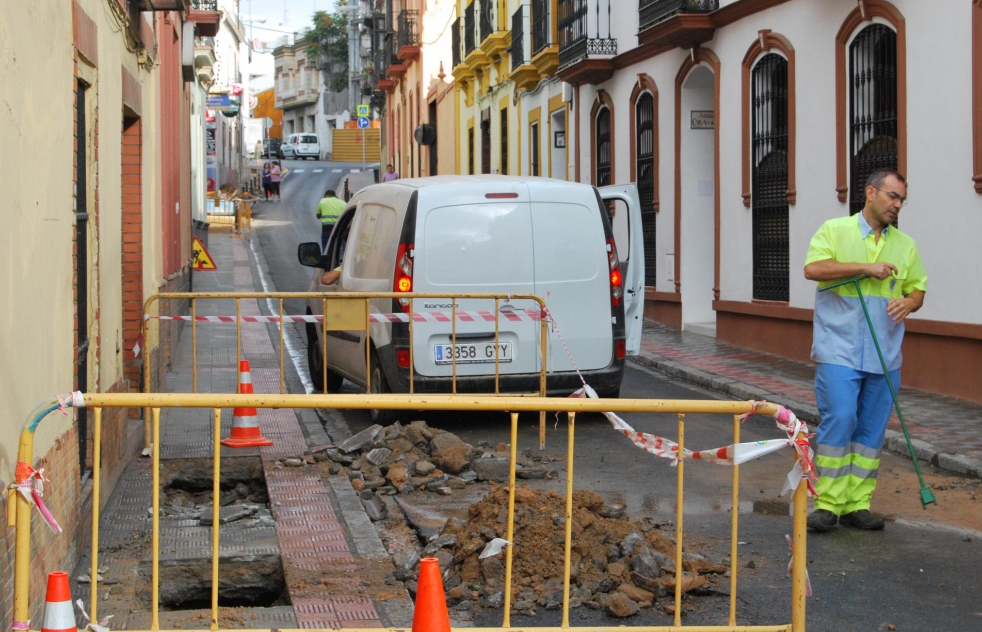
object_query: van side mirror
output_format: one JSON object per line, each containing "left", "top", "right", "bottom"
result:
{"left": 297, "top": 242, "right": 325, "bottom": 267}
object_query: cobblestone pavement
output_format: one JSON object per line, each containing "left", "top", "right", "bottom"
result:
{"left": 633, "top": 321, "right": 982, "bottom": 479}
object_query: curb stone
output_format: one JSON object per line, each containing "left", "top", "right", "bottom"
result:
{"left": 628, "top": 354, "right": 980, "bottom": 481}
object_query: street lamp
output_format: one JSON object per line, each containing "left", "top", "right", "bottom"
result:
{"left": 335, "top": 4, "right": 360, "bottom": 117}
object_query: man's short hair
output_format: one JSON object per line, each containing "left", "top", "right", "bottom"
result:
{"left": 325, "top": 190, "right": 337, "bottom": 197}
{"left": 386, "top": 164, "right": 394, "bottom": 169}
{"left": 865, "top": 168, "right": 906, "bottom": 190}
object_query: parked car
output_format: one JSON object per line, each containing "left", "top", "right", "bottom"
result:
{"left": 296, "top": 175, "right": 645, "bottom": 422}
{"left": 281, "top": 133, "right": 320, "bottom": 160}
{"left": 262, "top": 138, "right": 282, "bottom": 159}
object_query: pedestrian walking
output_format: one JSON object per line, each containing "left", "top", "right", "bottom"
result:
{"left": 261, "top": 163, "right": 273, "bottom": 201}
{"left": 803, "top": 168, "right": 927, "bottom": 532}
{"left": 316, "top": 190, "right": 345, "bottom": 252}
{"left": 381, "top": 163, "right": 399, "bottom": 182}
{"left": 270, "top": 161, "right": 282, "bottom": 201}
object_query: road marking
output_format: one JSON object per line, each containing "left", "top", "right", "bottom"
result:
{"left": 350, "top": 169, "right": 361, "bottom": 173}
{"left": 331, "top": 169, "right": 342, "bottom": 173}
{"left": 313, "top": 169, "right": 324, "bottom": 173}
{"left": 293, "top": 169, "right": 306, "bottom": 173}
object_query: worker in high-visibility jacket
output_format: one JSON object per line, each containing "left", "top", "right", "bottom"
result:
{"left": 316, "top": 189, "right": 345, "bottom": 252}
{"left": 803, "top": 168, "right": 927, "bottom": 533}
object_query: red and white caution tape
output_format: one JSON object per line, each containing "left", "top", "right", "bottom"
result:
{"left": 9, "top": 462, "right": 62, "bottom": 533}
{"left": 144, "top": 309, "right": 544, "bottom": 325}
{"left": 76, "top": 599, "right": 113, "bottom": 632}
{"left": 571, "top": 387, "right": 817, "bottom": 497}
{"left": 785, "top": 534, "right": 813, "bottom": 596}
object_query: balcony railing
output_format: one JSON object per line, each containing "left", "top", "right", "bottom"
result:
{"left": 398, "top": 9, "right": 419, "bottom": 50}
{"left": 531, "top": 0, "right": 551, "bottom": 56}
{"left": 479, "top": 0, "right": 495, "bottom": 43}
{"left": 190, "top": 0, "right": 217, "bottom": 9}
{"left": 557, "top": 0, "right": 616, "bottom": 71}
{"left": 511, "top": 7, "right": 527, "bottom": 70}
{"left": 464, "top": 2, "right": 476, "bottom": 56}
{"left": 452, "top": 17, "right": 461, "bottom": 68}
{"left": 638, "top": 0, "right": 718, "bottom": 32}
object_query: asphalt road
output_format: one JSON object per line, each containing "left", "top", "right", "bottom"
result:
{"left": 248, "top": 164, "right": 982, "bottom": 632}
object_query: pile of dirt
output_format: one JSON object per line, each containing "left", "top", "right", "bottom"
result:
{"left": 421, "top": 483, "right": 727, "bottom": 618}
{"left": 320, "top": 420, "right": 728, "bottom": 618}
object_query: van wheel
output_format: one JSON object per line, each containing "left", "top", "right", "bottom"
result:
{"left": 306, "top": 321, "right": 342, "bottom": 392}
{"left": 369, "top": 351, "right": 401, "bottom": 424}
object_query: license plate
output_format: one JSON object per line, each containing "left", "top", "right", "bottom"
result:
{"left": 434, "top": 342, "right": 512, "bottom": 365}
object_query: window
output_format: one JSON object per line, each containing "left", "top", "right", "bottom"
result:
{"left": 596, "top": 106, "right": 611, "bottom": 187}
{"left": 635, "top": 92, "right": 656, "bottom": 284}
{"left": 500, "top": 108, "right": 508, "bottom": 175}
{"left": 530, "top": 121, "right": 540, "bottom": 176}
{"left": 468, "top": 126, "right": 475, "bottom": 174}
{"left": 849, "top": 24, "right": 897, "bottom": 215}
{"left": 751, "top": 53, "right": 790, "bottom": 302}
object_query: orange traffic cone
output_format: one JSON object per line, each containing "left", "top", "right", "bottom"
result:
{"left": 41, "top": 572, "right": 77, "bottom": 632}
{"left": 411, "top": 558, "right": 451, "bottom": 632}
{"left": 220, "top": 360, "right": 273, "bottom": 448}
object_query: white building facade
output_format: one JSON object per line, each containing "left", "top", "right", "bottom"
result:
{"left": 549, "top": 0, "right": 981, "bottom": 403}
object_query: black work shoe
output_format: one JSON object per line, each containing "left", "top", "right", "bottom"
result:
{"left": 839, "top": 510, "right": 885, "bottom": 530}
{"left": 807, "top": 509, "right": 838, "bottom": 532}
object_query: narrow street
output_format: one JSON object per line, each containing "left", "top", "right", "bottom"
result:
{"left": 235, "top": 166, "right": 982, "bottom": 631}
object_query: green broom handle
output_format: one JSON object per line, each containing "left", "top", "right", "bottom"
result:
{"left": 818, "top": 275, "right": 933, "bottom": 502}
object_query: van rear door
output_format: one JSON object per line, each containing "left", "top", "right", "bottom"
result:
{"left": 527, "top": 182, "right": 613, "bottom": 372}
{"left": 411, "top": 183, "right": 539, "bottom": 378}
{"left": 599, "top": 184, "right": 645, "bottom": 354}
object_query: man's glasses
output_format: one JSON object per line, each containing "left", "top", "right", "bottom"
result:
{"left": 874, "top": 187, "right": 907, "bottom": 207}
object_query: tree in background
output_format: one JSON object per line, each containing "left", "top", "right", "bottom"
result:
{"left": 307, "top": 2, "right": 349, "bottom": 94}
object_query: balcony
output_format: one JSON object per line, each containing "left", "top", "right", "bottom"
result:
{"left": 556, "top": 0, "right": 616, "bottom": 85}
{"left": 509, "top": 6, "right": 539, "bottom": 91}
{"left": 452, "top": 17, "right": 461, "bottom": 69}
{"left": 373, "top": 24, "right": 397, "bottom": 92}
{"left": 194, "top": 40, "right": 216, "bottom": 85}
{"left": 463, "top": 1, "right": 489, "bottom": 69}
{"left": 530, "top": 0, "right": 558, "bottom": 77}
{"left": 136, "top": 0, "right": 185, "bottom": 9}
{"left": 186, "top": 0, "right": 219, "bottom": 37}
{"left": 479, "top": 0, "right": 509, "bottom": 58}
{"left": 397, "top": 9, "right": 421, "bottom": 63}
{"left": 637, "top": 0, "right": 718, "bottom": 49}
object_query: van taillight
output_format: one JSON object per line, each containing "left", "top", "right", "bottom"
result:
{"left": 394, "top": 243, "right": 414, "bottom": 313}
{"left": 615, "top": 340, "right": 626, "bottom": 360}
{"left": 607, "top": 238, "right": 623, "bottom": 308}
{"left": 396, "top": 349, "right": 411, "bottom": 368}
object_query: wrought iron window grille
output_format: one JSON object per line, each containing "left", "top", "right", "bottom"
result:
{"left": 511, "top": 7, "right": 527, "bottom": 70}
{"left": 636, "top": 92, "right": 657, "bottom": 285}
{"left": 849, "top": 24, "right": 898, "bottom": 217}
{"left": 751, "top": 53, "right": 790, "bottom": 302}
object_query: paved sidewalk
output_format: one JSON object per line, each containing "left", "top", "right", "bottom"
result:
{"left": 79, "top": 230, "right": 413, "bottom": 629}
{"left": 631, "top": 321, "right": 982, "bottom": 479}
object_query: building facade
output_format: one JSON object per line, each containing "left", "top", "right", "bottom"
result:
{"left": 0, "top": 1, "right": 216, "bottom": 627}
{"left": 444, "top": 0, "right": 982, "bottom": 404}
{"left": 375, "top": 0, "right": 457, "bottom": 177}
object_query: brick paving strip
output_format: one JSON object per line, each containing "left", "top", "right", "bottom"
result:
{"left": 632, "top": 322, "right": 982, "bottom": 478}
{"left": 233, "top": 238, "right": 384, "bottom": 628}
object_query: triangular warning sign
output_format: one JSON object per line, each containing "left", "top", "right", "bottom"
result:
{"left": 192, "top": 236, "right": 217, "bottom": 271}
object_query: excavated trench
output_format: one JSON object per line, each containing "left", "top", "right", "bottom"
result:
{"left": 141, "top": 457, "right": 290, "bottom": 610}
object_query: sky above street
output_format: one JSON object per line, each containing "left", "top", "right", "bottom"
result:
{"left": 242, "top": 0, "right": 337, "bottom": 43}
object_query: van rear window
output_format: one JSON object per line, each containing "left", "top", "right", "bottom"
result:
{"left": 301, "top": 135, "right": 317, "bottom": 144}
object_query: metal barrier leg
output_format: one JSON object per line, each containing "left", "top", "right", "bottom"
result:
{"left": 502, "top": 412, "right": 519, "bottom": 627}
{"left": 561, "top": 411, "right": 576, "bottom": 628}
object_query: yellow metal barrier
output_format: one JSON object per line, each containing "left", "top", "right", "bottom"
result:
{"left": 143, "top": 292, "right": 553, "bottom": 447}
{"left": 11, "top": 394, "right": 808, "bottom": 632}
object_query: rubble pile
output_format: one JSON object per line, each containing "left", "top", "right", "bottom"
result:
{"left": 319, "top": 420, "right": 728, "bottom": 618}
{"left": 314, "top": 420, "right": 554, "bottom": 520}
{"left": 419, "top": 484, "right": 728, "bottom": 618}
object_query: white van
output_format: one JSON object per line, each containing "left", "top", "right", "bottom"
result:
{"left": 281, "top": 133, "right": 320, "bottom": 160}
{"left": 297, "top": 175, "right": 644, "bottom": 421}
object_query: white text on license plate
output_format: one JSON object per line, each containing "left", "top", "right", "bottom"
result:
{"left": 434, "top": 343, "right": 512, "bottom": 364}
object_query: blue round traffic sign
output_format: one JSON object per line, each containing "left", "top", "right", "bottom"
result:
{"left": 357, "top": 117, "right": 370, "bottom": 129}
